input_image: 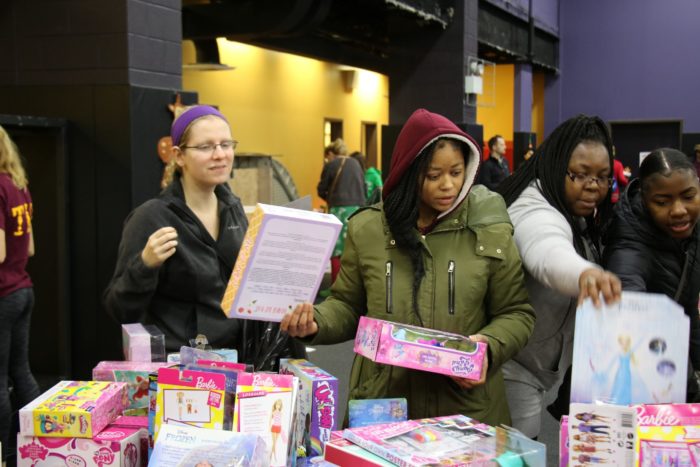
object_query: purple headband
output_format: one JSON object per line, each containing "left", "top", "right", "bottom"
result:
{"left": 170, "top": 105, "right": 228, "bottom": 147}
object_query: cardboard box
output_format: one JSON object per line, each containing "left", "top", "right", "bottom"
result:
{"left": 220, "top": 203, "right": 341, "bottom": 322}
{"left": 354, "top": 316, "right": 487, "bottom": 380}
{"left": 635, "top": 403, "right": 700, "bottom": 466}
{"left": 121, "top": 323, "right": 166, "bottom": 362}
{"left": 19, "top": 381, "right": 127, "bottom": 438}
{"left": 92, "top": 361, "right": 170, "bottom": 415}
{"left": 280, "top": 359, "right": 339, "bottom": 457}
{"left": 17, "top": 417, "right": 147, "bottom": 466}
{"left": 324, "top": 436, "right": 395, "bottom": 466}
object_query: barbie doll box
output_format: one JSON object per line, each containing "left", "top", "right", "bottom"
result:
{"left": 19, "top": 381, "right": 128, "bottom": 438}
{"left": 279, "top": 358, "right": 339, "bottom": 457}
{"left": 634, "top": 403, "right": 700, "bottom": 466}
{"left": 153, "top": 368, "right": 228, "bottom": 443}
{"left": 92, "top": 361, "right": 171, "bottom": 415}
{"left": 353, "top": 316, "right": 487, "bottom": 380}
{"left": 17, "top": 420, "right": 147, "bottom": 467}
{"left": 220, "top": 203, "right": 341, "bottom": 322}
{"left": 568, "top": 402, "right": 637, "bottom": 466}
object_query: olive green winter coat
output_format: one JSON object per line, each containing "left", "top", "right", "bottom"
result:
{"left": 308, "top": 185, "right": 535, "bottom": 427}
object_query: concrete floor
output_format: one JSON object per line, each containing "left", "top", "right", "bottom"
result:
{"left": 308, "top": 340, "right": 561, "bottom": 466}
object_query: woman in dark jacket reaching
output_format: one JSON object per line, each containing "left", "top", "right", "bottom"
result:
{"left": 603, "top": 148, "right": 700, "bottom": 400}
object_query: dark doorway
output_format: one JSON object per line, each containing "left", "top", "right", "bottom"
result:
{"left": 1, "top": 116, "right": 70, "bottom": 384}
{"left": 609, "top": 120, "right": 683, "bottom": 178}
{"left": 362, "top": 122, "right": 378, "bottom": 169}
{"left": 324, "top": 119, "right": 343, "bottom": 157}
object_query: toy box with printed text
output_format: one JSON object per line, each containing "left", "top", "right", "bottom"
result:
{"left": 19, "top": 381, "right": 128, "bottom": 438}
{"left": 354, "top": 316, "right": 487, "bottom": 380}
{"left": 279, "top": 358, "right": 338, "bottom": 457}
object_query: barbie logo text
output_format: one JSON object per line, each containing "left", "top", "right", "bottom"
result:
{"left": 635, "top": 405, "right": 680, "bottom": 426}
{"left": 195, "top": 377, "right": 219, "bottom": 390}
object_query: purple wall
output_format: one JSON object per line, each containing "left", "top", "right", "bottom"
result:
{"left": 554, "top": 0, "right": 700, "bottom": 133}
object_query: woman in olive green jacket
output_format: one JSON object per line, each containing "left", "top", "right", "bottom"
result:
{"left": 282, "top": 109, "right": 535, "bottom": 427}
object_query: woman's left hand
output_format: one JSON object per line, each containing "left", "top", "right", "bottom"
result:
{"left": 451, "top": 334, "right": 489, "bottom": 390}
{"left": 578, "top": 268, "right": 622, "bottom": 307}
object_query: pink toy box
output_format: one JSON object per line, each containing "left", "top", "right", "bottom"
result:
{"left": 92, "top": 361, "right": 171, "bottom": 415}
{"left": 354, "top": 316, "right": 487, "bottom": 380}
{"left": 635, "top": 403, "right": 700, "bottom": 466}
{"left": 17, "top": 416, "right": 148, "bottom": 467}
{"left": 19, "top": 381, "right": 128, "bottom": 438}
{"left": 559, "top": 415, "right": 568, "bottom": 467}
{"left": 280, "top": 358, "right": 338, "bottom": 458}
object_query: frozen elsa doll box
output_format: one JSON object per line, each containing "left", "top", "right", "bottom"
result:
{"left": 19, "top": 381, "right": 128, "bottom": 438}
{"left": 354, "top": 316, "right": 487, "bottom": 380}
{"left": 17, "top": 420, "right": 146, "bottom": 467}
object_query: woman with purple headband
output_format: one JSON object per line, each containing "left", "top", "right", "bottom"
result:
{"left": 104, "top": 105, "right": 303, "bottom": 367}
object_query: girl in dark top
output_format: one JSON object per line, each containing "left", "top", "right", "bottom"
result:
{"left": 603, "top": 148, "right": 700, "bottom": 400}
{"left": 0, "top": 124, "right": 41, "bottom": 465}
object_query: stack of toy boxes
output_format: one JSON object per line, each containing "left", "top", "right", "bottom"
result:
{"left": 279, "top": 359, "right": 338, "bottom": 458}
{"left": 15, "top": 381, "right": 146, "bottom": 466}
{"left": 92, "top": 361, "right": 170, "bottom": 416}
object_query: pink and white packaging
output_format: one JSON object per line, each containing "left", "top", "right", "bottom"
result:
{"left": 17, "top": 417, "right": 148, "bottom": 466}
{"left": 559, "top": 415, "right": 568, "bottom": 467}
{"left": 635, "top": 403, "right": 700, "bottom": 466}
{"left": 354, "top": 316, "right": 487, "bottom": 380}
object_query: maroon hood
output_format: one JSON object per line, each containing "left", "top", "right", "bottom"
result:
{"left": 383, "top": 108, "right": 482, "bottom": 219}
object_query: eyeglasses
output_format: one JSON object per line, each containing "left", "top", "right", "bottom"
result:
{"left": 566, "top": 171, "right": 613, "bottom": 188}
{"left": 180, "top": 140, "right": 238, "bottom": 154}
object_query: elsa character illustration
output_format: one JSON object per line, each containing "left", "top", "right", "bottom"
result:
{"left": 610, "top": 334, "right": 634, "bottom": 404}
{"left": 269, "top": 399, "right": 283, "bottom": 463}
{"left": 590, "top": 333, "right": 650, "bottom": 404}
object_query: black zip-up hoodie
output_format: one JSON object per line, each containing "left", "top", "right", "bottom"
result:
{"left": 603, "top": 178, "right": 700, "bottom": 377}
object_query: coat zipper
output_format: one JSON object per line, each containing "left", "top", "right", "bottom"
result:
{"left": 385, "top": 261, "right": 393, "bottom": 314}
{"left": 448, "top": 260, "right": 455, "bottom": 315}
{"left": 674, "top": 251, "right": 691, "bottom": 302}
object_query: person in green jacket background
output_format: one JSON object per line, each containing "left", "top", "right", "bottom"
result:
{"left": 350, "top": 151, "right": 383, "bottom": 203}
{"left": 282, "top": 108, "right": 535, "bottom": 427}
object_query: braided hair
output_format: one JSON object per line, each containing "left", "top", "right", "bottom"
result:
{"left": 383, "top": 138, "right": 466, "bottom": 315}
{"left": 497, "top": 114, "right": 614, "bottom": 256}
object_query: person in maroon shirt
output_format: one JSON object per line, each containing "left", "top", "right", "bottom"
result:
{"left": 0, "top": 125, "right": 41, "bottom": 465}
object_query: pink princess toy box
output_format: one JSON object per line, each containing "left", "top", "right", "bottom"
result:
{"left": 17, "top": 416, "right": 148, "bottom": 467}
{"left": 354, "top": 316, "right": 487, "bottom": 380}
{"left": 92, "top": 361, "right": 171, "bottom": 415}
{"left": 19, "top": 381, "right": 128, "bottom": 438}
{"left": 635, "top": 403, "right": 700, "bottom": 466}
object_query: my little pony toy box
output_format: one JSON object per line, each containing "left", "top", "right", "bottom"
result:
{"left": 92, "top": 361, "right": 171, "bottom": 415}
{"left": 16, "top": 416, "right": 147, "bottom": 466}
{"left": 279, "top": 358, "right": 338, "bottom": 457}
{"left": 19, "top": 381, "right": 128, "bottom": 438}
{"left": 634, "top": 403, "right": 700, "bottom": 466}
{"left": 354, "top": 316, "right": 487, "bottom": 380}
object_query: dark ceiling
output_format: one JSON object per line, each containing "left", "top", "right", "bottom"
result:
{"left": 182, "top": 0, "right": 557, "bottom": 73}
